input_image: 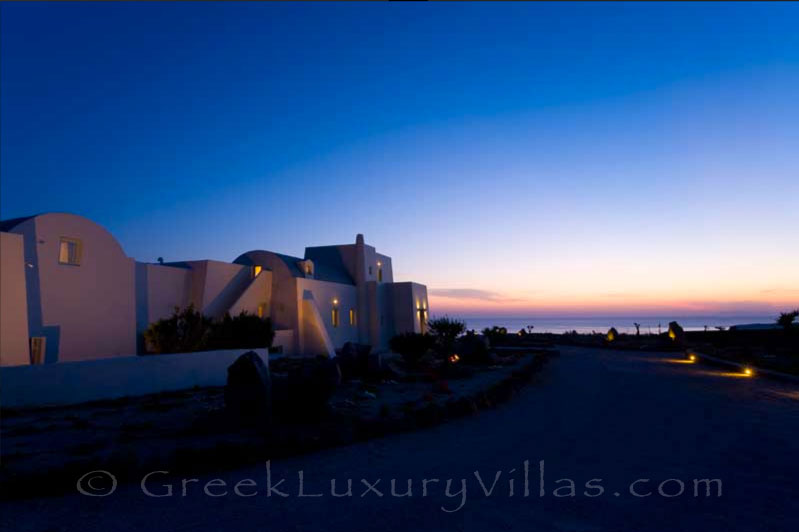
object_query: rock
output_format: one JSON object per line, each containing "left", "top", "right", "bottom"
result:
{"left": 225, "top": 351, "right": 272, "bottom": 427}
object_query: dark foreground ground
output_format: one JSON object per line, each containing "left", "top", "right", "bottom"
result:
{"left": 3, "top": 346, "right": 799, "bottom": 532}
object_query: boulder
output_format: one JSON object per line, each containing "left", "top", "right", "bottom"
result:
{"left": 225, "top": 351, "right": 272, "bottom": 427}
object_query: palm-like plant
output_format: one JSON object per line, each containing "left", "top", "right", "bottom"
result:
{"left": 777, "top": 310, "right": 799, "bottom": 331}
{"left": 428, "top": 316, "right": 466, "bottom": 358}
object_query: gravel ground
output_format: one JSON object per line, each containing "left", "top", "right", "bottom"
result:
{"left": 2, "top": 346, "right": 798, "bottom": 532}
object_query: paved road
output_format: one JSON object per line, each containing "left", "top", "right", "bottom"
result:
{"left": 3, "top": 347, "right": 799, "bottom": 532}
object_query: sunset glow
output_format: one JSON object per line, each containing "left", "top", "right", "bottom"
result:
{"left": 2, "top": 3, "right": 797, "bottom": 319}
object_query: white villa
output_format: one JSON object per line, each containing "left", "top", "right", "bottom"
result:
{"left": 0, "top": 213, "right": 429, "bottom": 366}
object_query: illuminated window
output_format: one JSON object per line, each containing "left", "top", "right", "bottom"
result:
{"left": 257, "top": 304, "right": 265, "bottom": 318}
{"left": 305, "top": 263, "right": 312, "bottom": 275}
{"left": 332, "top": 308, "right": 340, "bottom": 327}
{"left": 58, "top": 237, "right": 82, "bottom": 265}
{"left": 349, "top": 309, "right": 356, "bottom": 326}
{"left": 253, "top": 265, "right": 262, "bottom": 278}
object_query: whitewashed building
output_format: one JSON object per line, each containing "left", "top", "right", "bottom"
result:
{"left": 0, "top": 213, "right": 429, "bottom": 366}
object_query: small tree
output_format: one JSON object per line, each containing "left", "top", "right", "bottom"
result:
{"left": 428, "top": 316, "right": 466, "bottom": 358}
{"left": 633, "top": 323, "right": 641, "bottom": 336}
{"left": 143, "top": 304, "right": 212, "bottom": 354}
{"left": 389, "top": 333, "right": 434, "bottom": 368}
{"left": 777, "top": 310, "right": 799, "bottom": 331}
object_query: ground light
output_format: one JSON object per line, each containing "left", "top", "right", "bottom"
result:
{"left": 743, "top": 367, "right": 754, "bottom": 377}
{"left": 688, "top": 354, "right": 697, "bottom": 362}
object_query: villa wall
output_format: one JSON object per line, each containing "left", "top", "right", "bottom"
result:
{"left": 391, "top": 282, "right": 429, "bottom": 335}
{"left": 1, "top": 216, "right": 429, "bottom": 366}
{"left": 184, "top": 260, "right": 253, "bottom": 318}
{"left": 0, "top": 348, "right": 269, "bottom": 408}
{"left": 228, "top": 269, "right": 272, "bottom": 317}
{"left": 138, "top": 263, "right": 192, "bottom": 325}
{"left": 8, "top": 214, "right": 137, "bottom": 363}
{"left": 366, "top": 281, "right": 395, "bottom": 349}
{"left": 296, "top": 278, "right": 359, "bottom": 354}
{"left": 0, "top": 232, "right": 30, "bottom": 366}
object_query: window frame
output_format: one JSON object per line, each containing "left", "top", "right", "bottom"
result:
{"left": 58, "top": 237, "right": 82, "bottom": 266}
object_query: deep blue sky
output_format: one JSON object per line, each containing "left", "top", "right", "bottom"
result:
{"left": 2, "top": 2, "right": 797, "bottom": 316}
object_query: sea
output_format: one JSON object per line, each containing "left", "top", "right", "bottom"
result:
{"left": 449, "top": 316, "right": 775, "bottom": 335}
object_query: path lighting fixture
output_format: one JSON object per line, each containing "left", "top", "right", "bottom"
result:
{"left": 688, "top": 354, "right": 697, "bottom": 362}
{"left": 743, "top": 367, "right": 753, "bottom": 377}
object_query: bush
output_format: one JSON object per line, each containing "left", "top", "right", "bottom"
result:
{"left": 481, "top": 326, "right": 508, "bottom": 346}
{"left": 208, "top": 312, "right": 275, "bottom": 350}
{"left": 389, "top": 333, "right": 434, "bottom": 368}
{"left": 428, "top": 316, "right": 466, "bottom": 357}
{"left": 777, "top": 310, "right": 799, "bottom": 331}
{"left": 455, "top": 332, "right": 491, "bottom": 365}
{"left": 143, "top": 305, "right": 212, "bottom": 354}
{"left": 143, "top": 306, "right": 274, "bottom": 354}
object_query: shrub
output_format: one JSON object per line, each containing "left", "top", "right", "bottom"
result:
{"left": 455, "top": 332, "right": 491, "bottom": 365}
{"left": 389, "top": 333, "right": 434, "bottom": 368}
{"left": 427, "top": 316, "right": 466, "bottom": 357}
{"left": 606, "top": 327, "right": 618, "bottom": 342}
{"left": 143, "top": 305, "right": 212, "bottom": 354}
{"left": 481, "top": 326, "right": 508, "bottom": 346}
{"left": 777, "top": 310, "right": 799, "bottom": 331}
{"left": 143, "top": 306, "right": 274, "bottom": 354}
{"left": 208, "top": 312, "right": 275, "bottom": 350}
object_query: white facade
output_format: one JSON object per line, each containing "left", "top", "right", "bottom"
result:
{"left": 0, "top": 232, "right": 30, "bottom": 366}
{"left": 0, "top": 214, "right": 429, "bottom": 366}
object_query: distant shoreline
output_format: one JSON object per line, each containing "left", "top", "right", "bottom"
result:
{"left": 443, "top": 316, "right": 776, "bottom": 335}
